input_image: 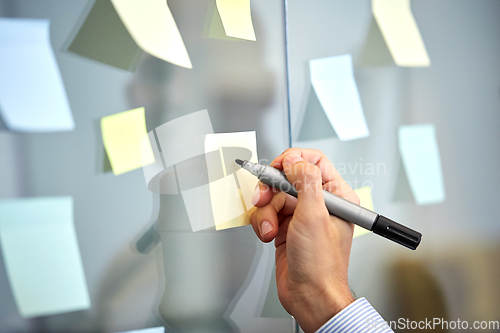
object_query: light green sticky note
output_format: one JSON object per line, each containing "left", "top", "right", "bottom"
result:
{"left": 399, "top": 124, "right": 445, "bottom": 205}
{"left": 101, "top": 107, "right": 155, "bottom": 176}
{"left": 0, "top": 197, "right": 90, "bottom": 318}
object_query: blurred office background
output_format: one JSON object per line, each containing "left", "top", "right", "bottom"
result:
{"left": 0, "top": 0, "right": 499, "bottom": 332}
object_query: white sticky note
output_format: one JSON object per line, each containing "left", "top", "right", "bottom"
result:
{"left": 110, "top": 0, "right": 192, "bottom": 68}
{"left": 155, "top": 110, "right": 214, "bottom": 168}
{"left": 118, "top": 327, "right": 165, "bottom": 333}
{"left": 141, "top": 131, "right": 178, "bottom": 194}
{"left": 216, "top": 0, "right": 256, "bottom": 41}
{"left": 372, "top": 0, "right": 430, "bottom": 67}
{"left": 141, "top": 131, "right": 164, "bottom": 188}
{"left": 0, "top": 197, "right": 90, "bottom": 318}
{"left": 309, "top": 55, "right": 369, "bottom": 141}
{"left": 0, "top": 18, "right": 74, "bottom": 132}
{"left": 353, "top": 187, "right": 375, "bottom": 238}
{"left": 399, "top": 124, "right": 445, "bottom": 205}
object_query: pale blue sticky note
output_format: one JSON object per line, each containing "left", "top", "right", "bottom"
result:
{"left": 309, "top": 55, "right": 369, "bottom": 141}
{"left": 0, "top": 197, "right": 90, "bottom": 317}
{"left": 118, "top": 327, "right": 165, "bottom": 333}
{"left": 398, "top": 124, "right": 446, "bottom": 205}
{"left": 0, "top": 18, "right": 74, "bottom": 132}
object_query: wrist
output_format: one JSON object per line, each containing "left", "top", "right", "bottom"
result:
{"left": 291, "top": 285, "right": 355, "bottom": 333}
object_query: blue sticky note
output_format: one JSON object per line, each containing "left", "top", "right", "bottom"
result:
{"left": 398, "top": 124, "right": 446, "bottom": 205}
{"left": 0, "top": 18, "right": 74, "bottom": 132}
{"left": 309, "top": 55, "right": 369, "bottom": 141}
{"left": 118, "top": 328, "right": 165, "bottom": 333}
{"left": 0, "top": 197, "right": 90, "bottom": 317}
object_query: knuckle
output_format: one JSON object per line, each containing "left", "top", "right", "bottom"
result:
{"left": 304, "top": 164, "right": 321, "bottom": 180}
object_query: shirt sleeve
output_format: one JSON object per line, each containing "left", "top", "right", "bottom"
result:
{"left": 315, "top": 297, "right": 394, "bottom": 333}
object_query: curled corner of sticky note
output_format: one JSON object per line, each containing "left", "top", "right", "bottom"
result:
{"left": 110, "top": 0, "right": 192, "bottom": 69}
{"left": 372, "top": 0, "right": 430, "bottom": 67}
{"left": 216, "top": 0, "right": 256, "bottom": 41}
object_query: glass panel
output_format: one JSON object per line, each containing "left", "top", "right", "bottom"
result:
{"left": 287, "top": 0, "right": 500, "bottom": 329}
{"left": 0, "top": 0, "right": 293, "bottom": 332}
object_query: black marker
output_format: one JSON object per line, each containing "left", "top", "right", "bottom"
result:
{"left": 235, "top": 159, "right": 421, "bottom": 250}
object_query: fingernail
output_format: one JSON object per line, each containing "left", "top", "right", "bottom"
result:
{"left": 252, "top": 185, "right": 260, "bottom": 206}
{"left": 283, "top": 154, "right": 303, "bottom": 166}
{"left": 261, "top": 221, "right": 273, "bottom": 236}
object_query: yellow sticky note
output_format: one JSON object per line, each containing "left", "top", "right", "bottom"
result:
{"left": 110, "top": 0, "right": 192, "bottom": 68}
{"left": 101, "top": 107, "right": 155, "bottom": 175}
{"left": 353, "top": 187, "right": 375, "bottom": 238}
{"left": 210, "top": 175, "right": 246, "bottom": 226}
{"left": 372, "top": 0, "right": 430, "bottom": 67}
{"left": 216, "top": 0, "right": 256, "bottom": 41}
{"left": 205, "top": 131, "right": 259, "bottom": 230}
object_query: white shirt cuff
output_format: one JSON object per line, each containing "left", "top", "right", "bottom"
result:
{"left": 315, "top": 297, "right": 394, "bottom": 333}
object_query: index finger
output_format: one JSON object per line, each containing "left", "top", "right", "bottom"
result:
{"left": 271, "top": 148, "right": 341, "bottom": 184}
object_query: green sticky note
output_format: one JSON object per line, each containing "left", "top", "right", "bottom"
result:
{"left": 399, "top": 124, "right": 446, "bottom": 205}
{"left": 66, "top": 0, "right": 142, "bottom": 72}
{"left": 0, "top": 197, "right": 90, "bottom": 318}
{"left": 101, "top": 107, "right": 155, "bottom": 176}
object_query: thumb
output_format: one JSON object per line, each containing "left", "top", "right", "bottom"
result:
{"left": 282, "top": 154, "right": 327, "bottom": 215}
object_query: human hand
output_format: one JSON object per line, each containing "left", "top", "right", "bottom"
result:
{"left": 250, "top": 148, "right": 359, "bottom": 332}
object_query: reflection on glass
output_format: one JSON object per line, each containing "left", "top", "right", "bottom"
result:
{"left": 124, "top": 43, "right": 284, "bottom": 330}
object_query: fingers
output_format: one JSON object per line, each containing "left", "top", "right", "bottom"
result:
{"left": 250, "top": 191, "right": 298, "bottom": 243}
{"left": 273, "top": 148, "right": 359, "bottom": 203}
{"left": 281, "top": 154, "right": 327, "bottom": 216}
{"left": 251, "top": 182, "right": 275, "bottom": 208}
{"left": 324, "top": 180, "right": 360, "bottom": 205}
{"left": 271, "top": 148, "right": 341, "bottom": 184}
